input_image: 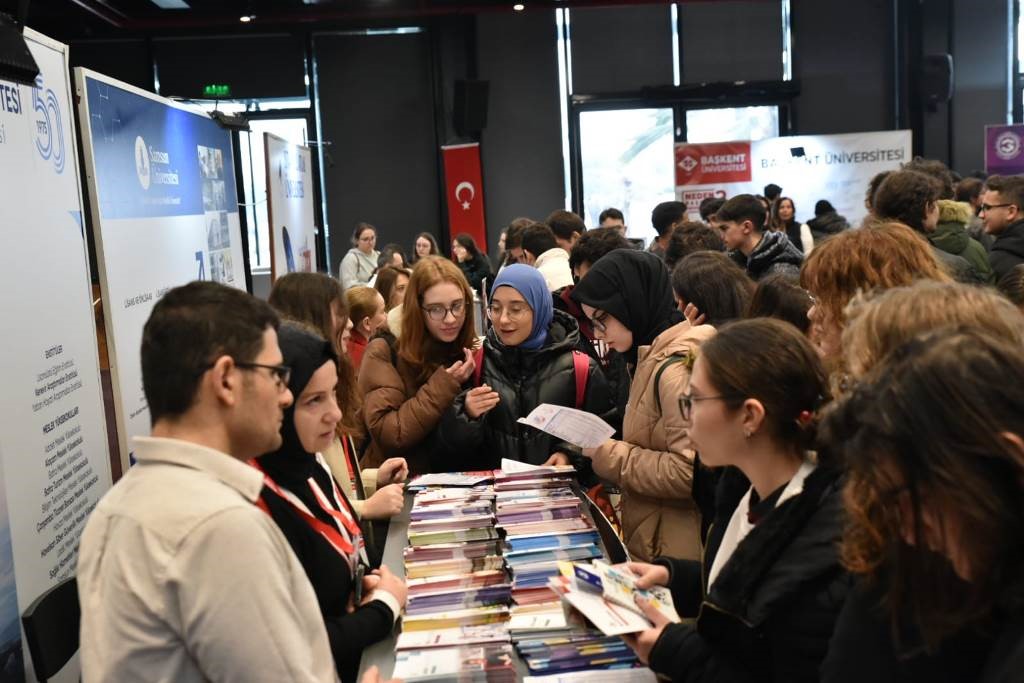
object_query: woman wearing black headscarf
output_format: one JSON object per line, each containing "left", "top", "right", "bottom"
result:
{"left": 572, "top": 250, "right": 716, "bottom": 562}
{"left": 256, "top": 323, "right": 407, "bottom": 682}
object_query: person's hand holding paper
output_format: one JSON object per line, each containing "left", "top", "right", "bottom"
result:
{"left": 517, "top": 403, "right": 615, "bottom": 449}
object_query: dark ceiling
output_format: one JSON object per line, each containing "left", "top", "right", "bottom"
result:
{"left": 11, "top": 0, "right": 680, "bottom": 39}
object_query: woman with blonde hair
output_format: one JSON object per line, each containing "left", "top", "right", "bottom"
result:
{"left": 268, "top": 273, "right": 406, "bottom": 525}
{"left": 840, "top": 280, "right": 1024, "bottom": 383}
{"left": 346, "top": 286, "right": 387, "bottom": 371}
{"left": 800, "top": 221, "right": 950, "bottom": 362}
{"left": 359, "top": 256, "right": 478, "bottom": 474}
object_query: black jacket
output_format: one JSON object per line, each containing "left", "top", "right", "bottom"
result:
{"left": 647, "top": 465, "right": 850, "bottom": 683}
{"left": 259, "top": 464, "right": 393, "bottom": 683}
{"left": 437, "top": 309, "right": 613, "bottom": 468}
{"left": 822, "top": 580, "right": 990, "bottom": 683}
{"left": 807, "top": 212, "right": 850, "bottom": 242}
{"left": 459, "top": 253, "right": 493, "bottom": 297}
{"left": 745, "top": 231, "right": 804, "bottom": 281}
{"left": 989, "top": 219, "right": 1024, "bottom": 282}
{"left": 981, "top": 616, "right": 1024, "bottom": 682}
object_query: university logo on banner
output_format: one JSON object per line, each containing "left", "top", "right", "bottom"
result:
{"left": 442, "top": 143, "right": 487, "bottom": 250}
{"left": 675, "top": 141, "right": 752, "bottom": 186}
{"left": 986, "top": 124, "right": 1024, "bottom": 175}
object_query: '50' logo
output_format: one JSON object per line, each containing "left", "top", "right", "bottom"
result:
{"left": 33, "top": 75, "right": 65, "bottom": 174}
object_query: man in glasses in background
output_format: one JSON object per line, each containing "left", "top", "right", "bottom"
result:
{"left": 78, "top": 281, "right": 340, "bottom": 682}
{"left": 981, "top": 174, "right": 1024, "bottom": 282}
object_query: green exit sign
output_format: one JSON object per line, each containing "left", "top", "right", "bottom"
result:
{"left": 203, "top": 84, "right": 231, "bottom": 98}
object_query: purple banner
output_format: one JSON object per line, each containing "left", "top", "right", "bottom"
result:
{"left": 985, "top": 124, "right": 1024, "bottom": 175}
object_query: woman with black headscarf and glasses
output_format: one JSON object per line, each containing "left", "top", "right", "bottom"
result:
{"left": 571, "top": 250, "right": 716, "bottom": 562}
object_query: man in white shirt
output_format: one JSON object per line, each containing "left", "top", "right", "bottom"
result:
{"left": 77, "top": 281, "right": 340, "bottom": 683}
{"left": 520, "top": 222, "right": 574, "bottom": 292}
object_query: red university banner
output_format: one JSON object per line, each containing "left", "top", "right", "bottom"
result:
{"left": 674, "top": 141, "right": 753, "bottom": 186}
{"left": 442, "top": 143, "right": 488, "bottom": 252}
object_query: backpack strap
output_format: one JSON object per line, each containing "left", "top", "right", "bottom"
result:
{"left": 653, "top": 352, "right": 689, "bottom": 416}
{"left": 571, "top": 350, "right": 589, "bottom": 410}
{"left": 471, "top": 346, "right": 485, "bottom": 387}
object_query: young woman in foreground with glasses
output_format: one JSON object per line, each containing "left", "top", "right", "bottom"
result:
{"left": 437, "top": 264, "right": 612, "bottom": 469}
{"left": 623, "top": 318, "right": 848, "bottom": 683}
{"left": 358, "top": 256, "right": 478, "bottom": 475}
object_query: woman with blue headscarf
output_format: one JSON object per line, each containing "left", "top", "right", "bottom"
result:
{"left": 437, "top": 264, "right": 612, "bottom": 468}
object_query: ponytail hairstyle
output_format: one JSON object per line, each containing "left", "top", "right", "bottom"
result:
{"left": 346, "top": 286, "right": 383, "bottom": 336}
{"left": 699, "top": 318, "right": 830, "bottom": 455}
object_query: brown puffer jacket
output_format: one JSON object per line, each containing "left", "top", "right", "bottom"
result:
{"left": 590, "top": 321, "right": 716, "bottom": 563}
{"left": 358, "top": 337, "right": 462, "bottom": 475}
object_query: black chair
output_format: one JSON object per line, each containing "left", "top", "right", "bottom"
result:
{"left": 21, "top": 576, "right": 79, "bottom": 681}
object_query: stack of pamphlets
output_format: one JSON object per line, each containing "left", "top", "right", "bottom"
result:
{"left": 393, "top": 463, "right": 653, "bottom": 679}
{"left": 491, "top": 460, "right": 644, "bottom": 675}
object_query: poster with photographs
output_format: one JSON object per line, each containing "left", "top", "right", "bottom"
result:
{"left": 76, "top": 67, "right": 245, "bottom": 471}
{"left": 198, "top": 144, "right": 234, "bottom": 285}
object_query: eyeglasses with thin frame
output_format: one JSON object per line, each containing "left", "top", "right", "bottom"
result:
{"left": 235, "top": 362, "right": 292, "bottom": 390}
{"left": 678, "top": 392, "right": 742, "bottom": 421}
{"left": 980, "top": 203, "right": 1016, "bottom": 212}
{"left": 486, "top": 303, "right": 530, "bottom": 322}
{"left": 422, "top": 300, "right": 467, "bottom": 322}
{"left": 590, "top": 311, "right": 609, "bottom": 334}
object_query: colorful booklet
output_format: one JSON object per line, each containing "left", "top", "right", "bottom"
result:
{"left": 395, "top": 623, "right": 511, "bottom": 651}
{"left": 392, "top": 642, "right": 517, "bottom": 682}
{"left": 405, "top": 555, "right": 506, "bottom": 580}
{"left": 403, "top": 540, "right": 501, "bottom": 563}
{"left": 408, "top": 526, "right": 500, "bottom": 547}
{"left": 401, "top": 605, "right": 511, "bottom": 632}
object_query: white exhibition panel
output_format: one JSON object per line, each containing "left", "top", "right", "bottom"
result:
{"left": 75, "top": 68, "right": 246, "bottom": 469}
{"left": 265, "top": 132, "right": 318, "bottom": 279}
{"left": 0, "top": 30, "right": 114, "bottom": 682}
{"left": 676, "top": 130, "right": 913, "bottom": 226}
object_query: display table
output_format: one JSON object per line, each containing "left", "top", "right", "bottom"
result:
{"left": 357, "top": 483, "right": 627, "bottom": 679}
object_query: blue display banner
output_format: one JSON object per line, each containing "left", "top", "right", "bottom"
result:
{"left": 83, "top": 76, "right": 237, "bottom": 220}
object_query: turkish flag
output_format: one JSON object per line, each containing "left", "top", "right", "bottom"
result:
{"left": 442, "top": 143, "right": 488, "bottom": 252}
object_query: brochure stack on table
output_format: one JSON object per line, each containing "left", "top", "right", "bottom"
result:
{"left": 390, "top": 463, "right": 653, "bottom": 681}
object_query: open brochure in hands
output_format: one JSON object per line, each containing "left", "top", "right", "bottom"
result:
{"left": 549, "top": 560, "right": 680, "bottom": 636}
{"left": 516, "top": 404, "right": 615, "bottom": 449}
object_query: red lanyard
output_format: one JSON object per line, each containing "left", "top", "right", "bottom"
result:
{"left": 252, "top": 460, "right": 363, "bottom": 572}
{"left": 339, "top": 435, "right": 358, "bottom": 490}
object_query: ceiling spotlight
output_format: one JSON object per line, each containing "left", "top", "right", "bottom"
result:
{"left": 513, "top": 3, "right": 525, "bottom": 11}
{"left": 239, "top": 14, "right": 254, "bottom": 23}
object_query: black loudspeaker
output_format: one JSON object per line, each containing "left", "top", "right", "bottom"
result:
{"left": 921, "top": 54, "right": 954, "bottom": 109}
{"left": 454, "top": 79, "right": 489, "bottom": 136}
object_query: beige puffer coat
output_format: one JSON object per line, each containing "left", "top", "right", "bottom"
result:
{"left": 590, "top": 321, "right": 716, "bottom": 562}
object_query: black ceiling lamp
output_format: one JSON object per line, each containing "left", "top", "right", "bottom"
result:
{"left": 0, "top": 0, "right": 40, "bottom": 86}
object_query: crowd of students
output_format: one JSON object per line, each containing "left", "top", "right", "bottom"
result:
{"left": 76, "top": 157, "right": 1024, "bottom": 683}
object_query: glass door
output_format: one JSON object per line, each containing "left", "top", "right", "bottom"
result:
{"left": 577, "top": 107, "right": 676, "bottom": 245}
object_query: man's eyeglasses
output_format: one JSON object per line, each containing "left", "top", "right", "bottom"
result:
{"left": 422, "top": 300, "right": 467, "bottom": 321}
{"left": 486, "top": 304, "right": 530, "bottom": 322}
{"left": 678, "top": 392, "right": 741, "bottom": 421}
{"left": 235, "top": 362, "right": 292, "bottom": 390}
{"left": 980, "top": 203, "right": 1016, "bottom": 212}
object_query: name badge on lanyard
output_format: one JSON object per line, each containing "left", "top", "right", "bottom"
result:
{"left": 253, "top": 461, "right": 367, "bottom": 577}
